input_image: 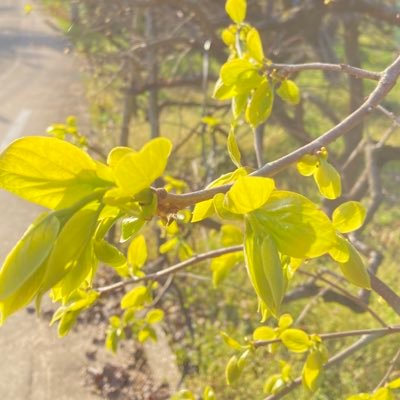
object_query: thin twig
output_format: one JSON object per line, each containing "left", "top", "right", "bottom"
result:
{"left": 96, "top": 245, "right": 243, "bottom": 294}
{"left": 374, "top": 348, "right": 400, "bottom": 390}
{"left": 265, "top": 62, "right": 382, "bottom": 81}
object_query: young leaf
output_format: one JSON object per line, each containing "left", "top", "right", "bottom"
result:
{"left": 225, "top": 176, "right": 275, "bottom": 214}
{"left": 225, "top": 0, "right": 247, "bottom": 24}
{"left": 191, "top": 168, "right": 248, "bottom": 223}
{"left": 221, "top": 224, "right": 243, "bottom": 246}
{"left": 329, "top": 233, "right": 350, "bottom": 263}
{"left": 120, "top": 218, "right": 146, "bottom": 243}
{"left": 338, "top": 241, "right": 371, "bottom": 289}
{"left": 244, "top": 222, "right": 284, "bottom": 316}
{"left": 114, "top": 138, "right": 172, "bottom": 196}
{"left": 145, "top": 309, "right": 165, "bottom": 324}
{"left": 221, "top": 58, "right": 256, "bottom": 87}
{"left": 246, "top": 79, "right": 274, "bottom": 127}
{"left": 276, "top": 80, "right": 300, "bottom": 105}
{"left": 203, "top": 386, "right": 217, "bottom": 400}
{"left": 121, "top": 286, "right": 150, "bottom": 309}
{"left": 128, "top": 235, "right": 147, "bottom": 269}
{"left": 278, "top": 314, "right": 293, "bottom": 330}
{"left": 252, "top": 326, "right": 276, "bottom": 341}
{"left": 0, "top": 263, "right": 46, "bottom": 325}
{"left": 388, "top": 378, "right": 400, "bottom": 389}
{"left": 332, "top": 201, "right": 366, "bottom": 233}
{"left": 280, "top": 329, "right": 312, "bottom": 353}
{"left": 211, "top": 252, "right": 242, "bottom": 287}
{"left": 94, "top": 240, "right": 126, "bottom": 267}
{"left": 232, "top": 93, "right": 248, "bottom": 119}
{"left": 213, "top": 78, "right": 237, "bottom": 100}
{"left": 227, "top": 128, "right": 242, "bottom": 168}
{"left": 246, "top": 27, "right": 264, "bottom": 62}
{"left": 314, "top": 159, "right": 342, "bottom": 199}
{"left": 225, "top": 355, "right": 241, "bottom": 385}
{"left": 220, "top": 331, "right": 243, "bottom": 350}
{"left": 0, "top": 137, "right": 111, "bottom": 209}
{"left": 0, "top": 213, "right": 59, "bottom": 300}
{"left": 302, "top": 350, "right": 324, "bottom": 392}
{"left": 253, "top": 191, "right": 336, "bottom": 258}
{"left": 296, "top": 154, "right": 318, "bottom": 176}
{"left": 107, "top": 147, "right": 135, "bottom": 168}
{"left": 39, "top": 203, "right": 100, "bottom": 293}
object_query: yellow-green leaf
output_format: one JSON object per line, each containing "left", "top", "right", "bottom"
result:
{"left": 232, "top": 92, "right": 248, "bottom": 119}
{"left": 203, "top": 386, "right": 217, "bottom": 400}
{"left": 314, "top": 159, "right": 342, "bottom": 199}
{"left": 244, "top": 223, "right": 284, "bottom": 316}
{"left": 94, "top": 240, "right": 126, "bottom": 267}
{"left": 302, "top": 350, "right": 324, "bottom": 391}
{"left": 39, "top": 203, "right": 100, "bottom": 293}
{"left": 220, "top": 331, "right": 243, "bottom": 350}
{"left": 387, "top": 378, "right": 400, "bottom": 389}
{"left": 145, "top": 308, "right": 164, "bottom": 324}
{"left": 276, "top": 80, "right": 300, "bottom": 105}
{"left": 114, "top": 138, "right": 172, "bottom": 196}
{"left": 128, "top": 235, "right": 147, "bottom": 269}
{"left": 278, "top": 314, "right": 293, "bottom": 330}
{"left": 0, "top": 137, "right": 110, "bottom": 209}
{"left": 280, "top": 328, "right": 312, "bottom": 353}
{"left": 225, "top": 176, "right": 275, "bottom": 214}
{"left": 121, "top": 286, "right": 150, "bottom": 309}
{"left": 107, "top": 147, "right": 135, "bottom": 169}
{"left": 329, "top": 233, "right": 350, "bottom": 263}
{"left": 0, "top": 213, "right": 59, "bottom": 300}
{"left": 225, "top": 355, "right": 241, "bottom": 385}
{"left": 221, "top": 224, "right": 243, "bottom": 246}
{"left": 297, "top": 154, "right": 318, "bottom": 176}
{"left": 225, "top": 0, "right": 247, "bottom": 23}
{"left": 252, "top": 326, "right": 276, "bottom": 341}
{"left": 227, "top": 127, "right": 242, "bottom": 168}
{"left": 0, "top": 263, "right": 46, "bottom": 325}
{"left": 191, "top": 168, "right": 248, "bottom": 222}
{"left": 332, "top": 201, "right": 366, "bottom": 233}
{"left": 253, "top": 191, "right": 336, "bottom": 258}
{"left": 339, "top": 241, "right": 371, "bottom": 289}
{"left": 221, "top": 58, "right": 255, "bottom": 87}
{"left": 213, "top": 78, "right": 237, "bottom": 100}
{"left": 246, "top": 27, "right": 264, "bottom": 62}
{"left": 246, "top": 79, "right": 274, "bottom": 127}
{"left": 211, "top": 252, "right": 242, "bottom": 287}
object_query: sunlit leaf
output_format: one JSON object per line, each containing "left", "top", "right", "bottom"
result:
{"left": 225, "top": 176, "right": 275, "bottom": 214}
{"left": 145, "top": 308, "right": 164, "bottom": 324}
{"left": 246, "top": 79, "right": 274, "bottom": 127}
{"left": 107, "top": 146, "right": 135, "bottom": 169}
{"left": 225, "top": 0, "right": 247, "bottom": 24}
{"left": 329, "top": 233, "right": 350, "bottom": 263}
{"left": 302, "top": 350, "right": 324, "bottom": 391}
{"left": 128, "top": 235, "right": 147, "bottom": 269}
{"left": 0, "top": 213, "right": 59, "bottom": 300}
{"left": 39, "top": 203, "right": 100, "bottom": 294}
{"left": 280, "top": 329, "right": 312, "bottom": 353}
{"left": 114, "top": 138, "right": 172, "bottom": 196}
{"left": 191, "top": 168, "right": 248, "bottom": 222}
{"left": 221, "top": 58, "right": 255, "bottom": 87}
{"left": 227, "top": 127, "right": 242, "bottom": 168}
{"left": 94, "top": 240, "right": 126, "bottom": 267}
{"left": 332, "top": 201, "right": 366, "bottom": 233}
{"left": 314, "top": 159, "right": 342, "bottom": 199}
{"left": 221, "top": 224, "right": 243, "bottom": 246}
{"left": 220, "top": 331, "right": 243, "bottom": 350}
{"left": 211, "top": 252, "right": 242, "bottom": 287}
{"left": 252, "top": 326, "right": 276, "bottom": 341}
{"left": 225, "top": 355, "right": 241, "bottom": 385}
{"left": 296, "top": 154, "right": 318, "bottom": 176}
{"left": 276, "top": 80, "right": 300, "bottom": 105}
{"left": 253, "top": 191, "right": 336, "bottom": 258}
{"left": 121, "top": 286, "right": 150, "bottom": 309}
{"left": 278, "top": 314, "right": 293, "bottom": 330}
{"left": 0, "top": 137, "right": 110, "bottom": 209}
{"left": 338, "top": 241, "right": 371, "bottom": 289}
{"left": 246, "top": 27, "right": 264, "bottom": 62}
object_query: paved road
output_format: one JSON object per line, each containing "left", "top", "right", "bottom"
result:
{"left": 0, "top": 1, "right": 99, "bottom": 398}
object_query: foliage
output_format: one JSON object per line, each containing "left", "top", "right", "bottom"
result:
{"left": 2, "top": 0, "right": 400, "bottom": 399}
